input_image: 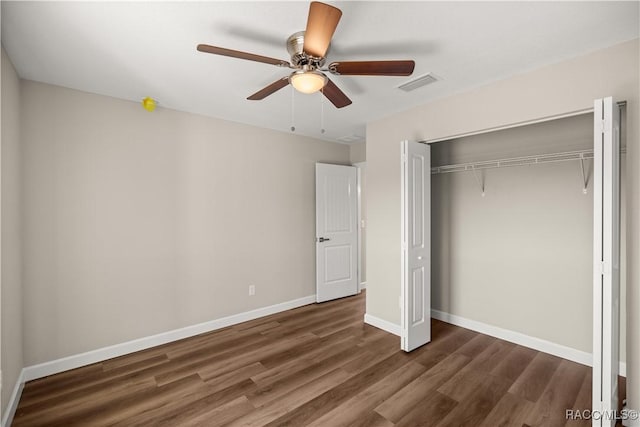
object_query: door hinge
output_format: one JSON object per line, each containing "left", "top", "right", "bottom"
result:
{"left": 599, "top": 119, "right": 608, "bottom": 134}
{"left": 598, "top": 261, "right": 609, "bottom": 275}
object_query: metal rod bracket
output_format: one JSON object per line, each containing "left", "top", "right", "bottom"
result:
{"left": 472, "top": 167, "right": 485, "bottom": 197}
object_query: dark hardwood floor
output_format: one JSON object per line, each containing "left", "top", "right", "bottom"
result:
{"left": 13, "top": 291, "right": 622, "bottom": 426}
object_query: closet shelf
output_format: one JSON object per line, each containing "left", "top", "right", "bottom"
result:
{"left": 431, "top": 147, "right": 627, "bottom": 175}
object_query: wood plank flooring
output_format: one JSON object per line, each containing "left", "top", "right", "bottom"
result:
{"left": 13, "top": 292, "right": 624, "bottom": 426}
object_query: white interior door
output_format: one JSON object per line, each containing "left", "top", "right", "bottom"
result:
{"left": 592, "top": 97, "right": 620, "bottom": 427}
{"left": 401, "top": 141, "right": 431, "bottom": 352}
{"left": 315, "top": 163, "right": 358, "bottom": 303}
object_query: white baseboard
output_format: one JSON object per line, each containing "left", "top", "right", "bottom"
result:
{"left": 23, "top": 295, "right": 316, "bottom": 382}
{"left": 1, "top": 369, "right": 25, "bottom": 427}
{"left": 359, "top": 282, "right": 367, "bottom": 290}
{"left": 431, "top": 309, "right": 627, "bottom": 377}
{"left": 364, "top": 313, "right": 401, "bottom": 336}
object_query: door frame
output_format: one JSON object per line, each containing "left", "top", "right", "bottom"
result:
{"left": 353, "top": 161, "right": 366, "bottom": 293}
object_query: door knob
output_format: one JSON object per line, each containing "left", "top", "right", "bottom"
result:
{"left": 318, "top": 237, "right": 331, "bottom": 242}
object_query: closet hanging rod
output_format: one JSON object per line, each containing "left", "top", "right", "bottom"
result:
{"left": 431, "top": 147, "right": 627, "bottom": 175}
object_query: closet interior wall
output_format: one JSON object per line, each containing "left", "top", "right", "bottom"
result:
{"left": 430, "top": 113, "right": 627, "bottom": 361}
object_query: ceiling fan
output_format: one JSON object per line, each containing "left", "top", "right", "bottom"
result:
{"left": 197, "top": 1, "right": 415, "bottom": 108}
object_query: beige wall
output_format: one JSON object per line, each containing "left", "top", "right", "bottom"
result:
{"left": 349, "top": 141, "right": 366, "bottom": 164}
{"left": 21, "top": 81, "right": 349, "bottom": 365}
{"left": 366, "top": 39, "right": 639, "bottom": 407}
{"left": 1, "top": 47, "right": 24, "bottom": 414}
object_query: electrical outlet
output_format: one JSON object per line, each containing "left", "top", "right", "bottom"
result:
{"left": 249, "top": 285, "right": 255, "bottom": 296}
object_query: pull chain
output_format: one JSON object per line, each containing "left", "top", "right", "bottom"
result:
{"left": 320, "top": 88, "right": 325, "bottom": 134}
{"left": 290, "top": 86, "right": 296, "bottom": 132}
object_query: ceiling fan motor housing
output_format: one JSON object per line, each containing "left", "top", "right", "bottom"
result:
{"left": 287, "top": 31, "right": 326, "bottom": 68}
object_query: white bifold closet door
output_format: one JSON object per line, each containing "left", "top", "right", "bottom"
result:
{"left": 592, "top": 97, "right": 620, "bottom": 427}
{"left": 401, "top": 141, "right": 431, "bottom": 352}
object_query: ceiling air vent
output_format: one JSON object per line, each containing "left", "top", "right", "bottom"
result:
{"left": 398, "top": 73, "right": 439, "bottom": 92}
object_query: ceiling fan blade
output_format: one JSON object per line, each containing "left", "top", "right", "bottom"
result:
{"left": 322, "top": 78, "right": 352, "bottom": 108}
{"left": 328, "top": 60, "right": 415, "bottom": 76}
{"left": 247, "top": 77, "right": 290, "bottom": 100}
{"left": 303, "top": 2, "right": 342, "bottom": 58}
{"left": 197, "top": 44, "right": 290, "bottom": 67}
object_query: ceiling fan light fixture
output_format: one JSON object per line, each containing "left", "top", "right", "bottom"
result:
{"left": 290, "top": 70, "right": 327, "bottom": 94}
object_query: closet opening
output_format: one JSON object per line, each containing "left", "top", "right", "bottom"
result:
{"left": 427, "top": 107, "right": 626, "bottom": 416}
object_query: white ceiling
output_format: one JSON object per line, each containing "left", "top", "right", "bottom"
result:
{"left": 2, "top": 1, "right": 638, "bottom": 143}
